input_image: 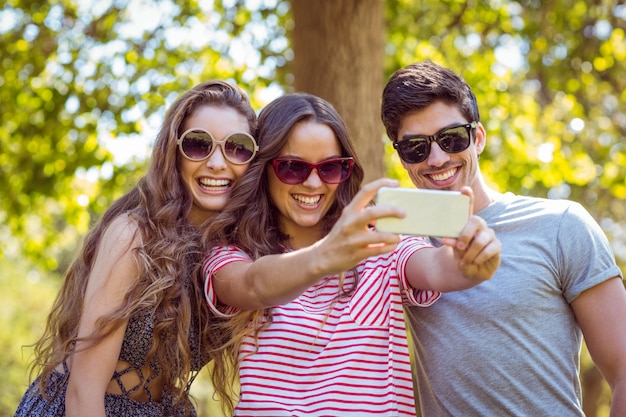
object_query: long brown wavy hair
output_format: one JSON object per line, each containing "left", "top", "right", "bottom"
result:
{"left": 28, "top": 80, "right": 257, "bottom": 414}
{"left": 203, "top": 93, "right": 365, "bottom": 410}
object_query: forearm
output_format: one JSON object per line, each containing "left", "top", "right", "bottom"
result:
{"left": 216, "top": 244, "right": 327, "bottom": 310}
{"left": 406, "top": 246, "right": 485, "bottom": 293}
{"left": 425, "top": 247, "right": 481, "bottom": 292}
{"left": 247, "top": 246, "right": 325, "bottom": 307}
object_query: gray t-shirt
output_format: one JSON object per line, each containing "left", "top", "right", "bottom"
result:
{"left": 406, "top": 192, "right": 623, "bottom": 416}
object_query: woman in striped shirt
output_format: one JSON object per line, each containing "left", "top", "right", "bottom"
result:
{"left": 203, "top": 93, "right": 501, "bottom": 416}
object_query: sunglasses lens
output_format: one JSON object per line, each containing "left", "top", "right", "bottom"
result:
{"left": 181, "top": 130, "right": 213, "bottom": 160}
{"left": 274, "top": 160, "right": 311, "bottom": 184}
{"left": 318, "top": 160, "right": 353, "bottom": 184}
{"left": 273, "top": 158, "right": 354, "bottom": 185}
{"left": 438, "top": 126, "right": 471, "bottom": 153}
{"left": 398, "top": 140, "right": 428, "bottom": 164}
{"left": 223, "top": 133, "right": 257, "bottom": 164}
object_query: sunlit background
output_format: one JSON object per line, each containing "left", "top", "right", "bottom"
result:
{"left": 2, "top": 1, "right": 625, "bottom": 416}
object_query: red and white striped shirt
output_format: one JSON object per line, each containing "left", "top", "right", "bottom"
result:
{"left": 203, "top": 236, "right": 439, "bottom": 417}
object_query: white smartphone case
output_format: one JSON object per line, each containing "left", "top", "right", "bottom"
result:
{"left": 375, "top": 187, "right": 470, "bottom": 237}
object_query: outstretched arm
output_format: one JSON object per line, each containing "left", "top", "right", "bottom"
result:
{"left": 405, "top": 187, "right": 501, "bottom": 292}
{"left": 211, "top": 179, "right": 406, "bottom": 310}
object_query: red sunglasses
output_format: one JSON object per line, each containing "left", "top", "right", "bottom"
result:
{"left": 271, "top": 157, "right": 355, "bottom": 185}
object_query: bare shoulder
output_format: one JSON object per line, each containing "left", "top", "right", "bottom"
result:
{"left": 100, "top": 213, "right": 143, "bottom": 253}
{"left": 87, "top": 214, "right": 144, "bottom": 292}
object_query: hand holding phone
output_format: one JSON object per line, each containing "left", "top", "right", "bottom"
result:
{"left": 375, "top": 187, "right": 470, "bottom": 238}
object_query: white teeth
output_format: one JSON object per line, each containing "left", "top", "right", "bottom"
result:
{"left": 293, "top": 194, "right": 320, "bottom": 205}
{"left": 199, "top": 178, "right": 230, "bottom": 188}
{"left": 431, "top": 169, "right": 455, "bottom": 182}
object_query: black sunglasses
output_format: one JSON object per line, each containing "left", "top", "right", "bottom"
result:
{"left": 393, "top": 122, "right": 477, "bottom": 164}
{"left": 177, "top": 128, "right": 258, "bottom": 165}
{"left": 271, "top": 157, "right": 355, "bottom": 185}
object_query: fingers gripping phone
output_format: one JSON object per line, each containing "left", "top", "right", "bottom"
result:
{"left": 375, "top": 187, "right": 471, "bottom": 238}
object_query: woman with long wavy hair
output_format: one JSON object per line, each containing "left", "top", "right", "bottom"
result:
{"left": 15, "top": 80, "right": 258, "bottom": 417}
{"left": 203, "top": 93, "right": 501, "bottom": 416}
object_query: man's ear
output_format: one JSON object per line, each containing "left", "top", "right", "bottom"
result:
{"left": 475, "top": 122, "right": 487, "bottom": 155}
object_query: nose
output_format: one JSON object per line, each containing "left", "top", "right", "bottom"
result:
{"left": 302, "top": 168, "right": 324, "bottom": 187}
{"left": 427, "top": 142, "right": 450, "bottom": 167}
{"left": 205, "top": 144, "right": 228, "bottom": 170}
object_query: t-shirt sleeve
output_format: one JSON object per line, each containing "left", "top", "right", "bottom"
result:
{"left": 203, "top": 245, "right": 251, "bottom": 318}
{"left": 558, "top": 202, "right": 623, "bottom": 303}
{"left": 396, "top": 235, "right": 441, "bottom": 307}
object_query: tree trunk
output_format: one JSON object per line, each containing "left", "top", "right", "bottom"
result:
{"left": 291, "top": 0, "right": 385, "bottom": 182}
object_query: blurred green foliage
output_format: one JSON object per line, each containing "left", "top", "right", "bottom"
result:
{"left": 0, "top": 257, "right": 61, "bottom": 414}
{"left": 1, "top": 0, "right": 623, "bottom": 416}
{"left": 0, "top": 0, "right": 293, "bottom": 271}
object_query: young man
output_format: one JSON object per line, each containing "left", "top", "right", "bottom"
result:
{"left": 380, "top": 60, "right": 626, "bottom": 416}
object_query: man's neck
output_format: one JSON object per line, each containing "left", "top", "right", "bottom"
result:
{"left": 472, "top": 177, "right": 502, "bottom": 213}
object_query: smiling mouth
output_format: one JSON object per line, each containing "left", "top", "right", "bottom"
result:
{"left": 198, "top": 178, "right": 231, "bottom": 191}
{"left": 292, "top": 194, "right": 321, "bottom": 206}
{"left": 429, "top": 167, "right": 457, "bottom": 182}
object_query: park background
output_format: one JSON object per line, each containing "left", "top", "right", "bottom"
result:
{"left": 1, "top": 0, "right": 625, "bottom": 416}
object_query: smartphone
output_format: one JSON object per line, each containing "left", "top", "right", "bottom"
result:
{"left": 375, "top": 187, "right": 470, "bottom": 237}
